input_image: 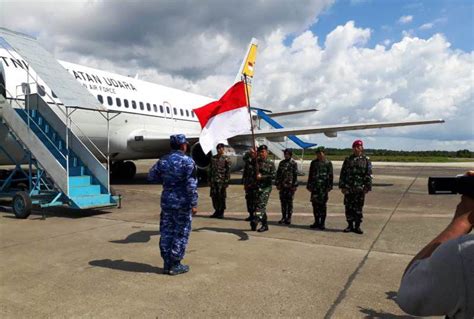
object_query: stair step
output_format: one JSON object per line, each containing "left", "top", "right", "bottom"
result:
{"left": 69, "top": 175, "right": 92, "bottom": 187}
{"left": 69, "top": 184, "right": 101, "bottom": 196}
{"left": 69, "top": 166, "right": 86, "bottom": 176}
{"left": 70, "top": 194, "right": 114, "bottom": 209}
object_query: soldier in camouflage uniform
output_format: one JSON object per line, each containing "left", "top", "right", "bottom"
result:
{"left": 251, "top": 144, "right": 276, "bottom": 232}
{"left": 148, "top": 134, "right": 198, "bottom": 275}
{"left": 209, "top": 143, "right": 231, "bottom": 218}
{"left": 242, "top": 147, "right": 257, "bottom": 221}
{"left": 307, "top": 146, "right": 333, "bottom": 230}
{"left": 275, "top": 149, "right": 298, "bottom": 225}
{"left": 339, "top": 140, "right": 372, "bottom": 234}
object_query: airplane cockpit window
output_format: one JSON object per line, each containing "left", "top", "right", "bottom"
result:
{"left": 107, "top": 96, "right": 113, "bottom": 106}
{"left": 139, "top": 102, "right": 144, "bottom": 110}
{"left": 132, "top": 101, "right": 137, "bottom": 109}
{"left": 124, "top": 99, "right": 129, "bottom": 108}
{"left": 52, "top": 91, "right": 58, "bottom": 98}
{"left": 98, "top": 95, "right": 104, "bottom": 104}
{"left": 173, "top": 107, "right": 177, "bottom": 115}
{"left": 116, "top": 98, "right": 121, "bottom": 107}
{"left": 37, "top": 85, "right": 46, "bottom": 97}
{"left": 146, "top": 103, "right": 151, "bottom": 111}
{"left": 186, "top": 110, "right": 189, "bottom": 117}
{"left": 180, "top": 109, "right": 184, "bottom": 116}
{"left": 153, "top": 104, "right": 157, "bottom": 112}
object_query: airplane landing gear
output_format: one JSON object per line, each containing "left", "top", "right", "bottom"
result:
{"left": 111, "top": 161, "right": 137, "bottom": 180}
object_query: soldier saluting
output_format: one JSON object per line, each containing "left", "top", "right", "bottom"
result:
{"left": 339, "top": 140, "right": 372, "bottom": 234}
{"left": 307, "top": 146, "right": 333, "bottom": 230}
{"left": 251, "top": 144, "right": 275, "bottom": 232}
{"left": 275, "top": 149, "right": 298, "bottom": 225}
{"left": 209, "top": 143, "right": 231, "bottom": 219}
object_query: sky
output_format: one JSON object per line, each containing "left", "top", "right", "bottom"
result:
{"left": 0, "top": 0, "right": 473, "bottom": 151}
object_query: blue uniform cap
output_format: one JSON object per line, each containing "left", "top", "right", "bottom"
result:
{"left": 170, "top": 134, "right": 188, "bottom": 149}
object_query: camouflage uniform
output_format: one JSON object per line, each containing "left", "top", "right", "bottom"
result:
{"left": 275, "top": 158, "right": 298, "bottom": 223}
{"left": 339, "top": 154, "right": 372, "bottom": 227}
{"left": 209, "top": 154, "right": 231, "bottom": 217}
{"left": 252, "top": 157, "right": 275, "bottom": 230}
{"left": 242, "top": 151, "right": 257, "bottom": 220}
{"left": 148, "top": 136, "right": 198, "bottom": 274}
{"left": 307, "top": 158, "right": 333, "bottom": 228}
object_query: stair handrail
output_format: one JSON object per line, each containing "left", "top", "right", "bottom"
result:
{"left": 1, "top": 43, "right": 109, "bottom": 166}
{"left": 14, "top": 83, "right": 108, "bottom": 163}
{"left": 5, "top": 85, "right": 67, "bottom": 162}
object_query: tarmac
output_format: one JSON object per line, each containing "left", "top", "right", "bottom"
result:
{"left": 0, "top": 160, "right": 472, "bottom": 318}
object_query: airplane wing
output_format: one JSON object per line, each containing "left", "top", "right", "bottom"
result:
{"left": 236, "top": 119, "right": 445, "bottom": 139}
{"left": 265, "top": 108, "right": 318, "bottom": 118}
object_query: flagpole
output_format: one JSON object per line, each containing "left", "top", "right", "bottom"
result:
{"left": 243, "top": 74, "right": 259, "bottom": 180}
{"left": 243, "top": 74, "right": 257, "bottom": 150}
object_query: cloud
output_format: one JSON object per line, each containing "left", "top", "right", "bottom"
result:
{"left": 252, "top": 24, "right": 473, "bottom": 150}
{"left": 0, "top": 1, "right": 472, "bottom": 150}
{"left": 0, "top": 0, "right": 335, "bottom": 80}
{"left": 419, "top": 23, "right": 434, "bottom": 30}
{"left": 398, "top": 15, "right": 413, "bottom": 24}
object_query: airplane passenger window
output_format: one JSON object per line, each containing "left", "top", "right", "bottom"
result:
{"left": 166, "top": 106, "right": 170, "bottom": 113}
{"left": 173, "top": 108, "right": 177, "bottom": 115}
{"left": 124, "top": 99, "right": 129, "bottom": 108}
{"left": 160, "top": 105, "right": 164, "bottom": 113}
{"left": 180, "top": 109, "right": 184, "bottom": 116}
{"left": 186, "top": 110, "right": 189, "bottom": 117}
{"left": 107, "top": 96, "right": 113, "bottom": 106}
{"left": 153, "top": 104, "right": 157, "bottom": 112}
{"left": 146, "top": 103, "right": 151, "bottom": 111}
{"left": 116, "top": 98, "right": 121, "bottom": 107}
{"left": 139, "top": 102, "right": 144, "bottom": 110}
{"left": 132, "top": 101, "right": 137, "bottom": 109}
{"left": 98, "top": 95, "right": 104, "bottom": 104}
{"left": 191, "top": 111, "right": 195, "bottom": 118}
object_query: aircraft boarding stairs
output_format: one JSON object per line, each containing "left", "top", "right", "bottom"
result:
{"left": 1, "top": 93, "right": 118, "bottom": 217}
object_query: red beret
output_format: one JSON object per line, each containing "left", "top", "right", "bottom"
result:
{"left": 352, "top": 140, "right": 363, "bottom": 148}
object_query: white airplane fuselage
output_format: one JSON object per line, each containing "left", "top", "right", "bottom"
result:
{"left": 0, "top": 48, "right": 238, "bottom": 170}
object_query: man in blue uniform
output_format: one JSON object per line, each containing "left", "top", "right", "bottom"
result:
{"left": 148, "top": 134, "right": 198, "bottom": 275}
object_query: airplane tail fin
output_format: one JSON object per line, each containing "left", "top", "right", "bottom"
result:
{"left": 234, "top": 38, "right": 258, "bottom": 98}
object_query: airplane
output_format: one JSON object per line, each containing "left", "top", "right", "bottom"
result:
{"left": 0, "top": 34, "right": 444, "bottom": 180}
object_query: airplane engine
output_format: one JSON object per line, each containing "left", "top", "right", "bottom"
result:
{"left": 190, "top": 142, "right": 211, "bottom": 169}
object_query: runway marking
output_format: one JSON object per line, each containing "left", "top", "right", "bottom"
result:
{"left": 324, "top": 166, "right": 425, "bottom": 318}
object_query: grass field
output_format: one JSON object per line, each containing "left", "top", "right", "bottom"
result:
{"left": 296, "top": 155, "right": 474, "bottom": 162}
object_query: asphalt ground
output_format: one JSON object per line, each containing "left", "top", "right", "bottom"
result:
{"left": 1, "top": 160, "right": 472, "bottom": 318}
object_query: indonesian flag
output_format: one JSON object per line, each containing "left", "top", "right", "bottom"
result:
{"left": 193, "top": 81, "right": 251, "bottom": 154}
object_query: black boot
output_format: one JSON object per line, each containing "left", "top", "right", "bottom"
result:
{"left": 278, "top": 212, "right": 287, "bottom": 224}
{"left": 216, "top": 210, "right": 224, "bottom": 219}
{"left": 210, "top": 211, "right": 219, "bottom": 218}
{"left": 257, "top": 223, "right": 269, "bottom": 232}
{"left": 319, "top": 216, "right": 326, "bottom": 230}
{"left": 343, "top": 221, "right": 353, "bottom": 233}
{"left": 284, "top": 213, "right": 292, "bottom": 225}
{"left": 353, "top": 222, "right": 363, "bottom": 234}
{"left": 245, "top": 212, "right": 254, "bottom": 221}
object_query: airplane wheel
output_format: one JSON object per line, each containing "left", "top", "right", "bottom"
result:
{"left": 121, "top": 161, "right": 136, "bottom": 180}
{"left": 12, "top": 191, "right": 32, "bottom": 219}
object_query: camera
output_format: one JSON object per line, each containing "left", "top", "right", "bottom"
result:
{"left": 428, "top": 175, "right": 474, "bottom": 197}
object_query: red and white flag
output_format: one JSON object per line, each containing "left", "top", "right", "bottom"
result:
{"left": 193, "top": 81, "right": 251, "bottom": 154}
